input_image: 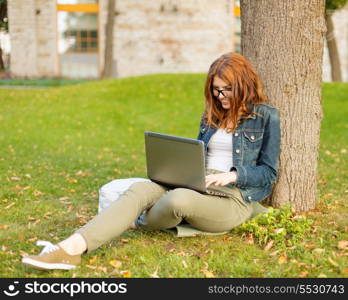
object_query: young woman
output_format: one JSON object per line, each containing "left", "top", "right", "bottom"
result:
{"left": 22, "top": 52, "right": 280, "bottom": 270}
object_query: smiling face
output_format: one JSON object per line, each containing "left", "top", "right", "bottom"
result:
{"left": 212, "top": 76, "right": 232, "bottom": 110}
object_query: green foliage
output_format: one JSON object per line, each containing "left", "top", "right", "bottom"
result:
{"left": 235, "top": 204, "right": 314, "bottom": 248}
{"left": 326, "top": 0, "right": 348, "bottom": 11}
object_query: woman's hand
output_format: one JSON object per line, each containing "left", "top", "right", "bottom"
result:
{"left": 205, "top": 171, "right": 237, "bottom": 187}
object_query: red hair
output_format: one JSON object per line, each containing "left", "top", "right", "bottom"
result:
{"left": 204, "top": 52, "right": 268, "bottom": 131}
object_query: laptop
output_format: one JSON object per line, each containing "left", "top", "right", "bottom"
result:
{"left": 144, "top": 131, "right": 230, "bottom": 197}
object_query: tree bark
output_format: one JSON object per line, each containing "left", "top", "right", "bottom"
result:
{"left": 325, "top": 12, "right": 342, "bottom": 82}
{"left": 102, "top": 0, "right": 116, "bottom": 78}
{"left": 240, "top": 0, "right": 326, "bottom": 211}
{"left": 0, "top": 47, "right": 4, "bottom": 70}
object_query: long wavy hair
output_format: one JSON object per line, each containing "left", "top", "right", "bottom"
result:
{"left": 203, "top": 52, "right": 268, "bottom": 132}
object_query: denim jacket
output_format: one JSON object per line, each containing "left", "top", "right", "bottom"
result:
{"left": 197, "top": 103, "right": 281, "bottom": 203}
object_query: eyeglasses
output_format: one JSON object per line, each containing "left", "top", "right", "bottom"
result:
{"left": 212, "top": 87, "right": 232, "bottom": 98}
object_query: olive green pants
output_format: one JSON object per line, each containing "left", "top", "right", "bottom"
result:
{"left": 76, "top": 181, "right": 255, "bottom": 253}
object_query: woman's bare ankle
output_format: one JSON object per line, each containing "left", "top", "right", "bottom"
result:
{"left": 58, "top": 233, "right": 87, "bottom": 256}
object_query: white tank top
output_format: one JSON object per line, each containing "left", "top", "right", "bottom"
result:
{"left": 206, "top": 129, "right": 233, "bottom": 172}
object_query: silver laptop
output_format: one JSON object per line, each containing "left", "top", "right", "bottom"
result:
{"left": 144, "top": 131, "right": 229, "bottom": 197}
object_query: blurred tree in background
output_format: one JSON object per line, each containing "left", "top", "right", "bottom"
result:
{"left": 0, "top": 0, "right": 7, "bottom": 70}
{"left": 325, "top": 0, "right": 348, "bottom": 81}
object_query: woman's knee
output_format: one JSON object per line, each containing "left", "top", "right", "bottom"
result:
{"left": 161, "top": 188, "right": 196, "bottom": 212}
{"left": 127, "top": 181, "right": 158, "bottom": 194}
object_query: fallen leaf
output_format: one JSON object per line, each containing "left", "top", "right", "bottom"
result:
{"left": 75, "top": 170, "right": 91, "bottom": 177}
{"left": 313, "top": 248, "right": 325, "bottom": 254}
{"left": 97, "top": 266, "right": 107, "bottom": 273}
{"left": 88, "top": 256, "right": 97, "bottom": 264}
{"left": 0, "top": 225, "right": 9, "bottom": 229}
{"left": 245, "top": 233, "right": 254, "bottom": 245}
{"left": 327, "top": 257, "right": 339, "bottom": 267}
{"left": 181, "top": 260, "right": 188, "bottom": 268}
{"left": 273, "top": 228, "right": 285, "bottom": 234}
{"left": 150, "top": 268, "right": 159, "bottom": 278}
{"left": 201, "top": 269, "right": 215, "bottom": 278}
{"left": 33, "top": 219, "right": 41, "bottom": 225}
{"left": 67, "top": 178, "right": 78, "bottom": 184}
{"left": 86, "top": 265, "right": 97, "bottom": 270}
{"left": 264, "top": 240, "right": 274, "bottom": 251}
{"left": 318, "top": 273, "right": 327, "bottom": 278}
{"left": 27, "top": 237, "right": 37, "bottom": 243}
{"left": 342, "top": 268, "right": 348, "bottom": 275}
{"left": 177, "top": 251, "right": 187, "bottom": 256}
{"left": 120, "top": 239, "right": 129, "bottom": 244}
{"left": 298, "top": 271, "right": 309, "bottom": 278}
{"left": 5, "top": 203, "right": 15, "bottom": 210}
{"left": 278, "top": 254, "right": 288, "bottom": 264}
{"left": 109, "top": 260, "right": 122, "bottom": 268}
{"left": 305, "top": 242, "right": 316, "bottom": 249}
{"left": 269, "top": 250, "right": 280, "bottom": 257}
{"left": 338, "top": 240, "right": 348, "bottom": 250}
{"left": 120, "top": 270, "right": 131, "bottom": 278}
{"left": 33, "top": 190, "right": 43, "bottom": 197}
{"left": 10, "top": 177, "right": 21, "bottom": 181}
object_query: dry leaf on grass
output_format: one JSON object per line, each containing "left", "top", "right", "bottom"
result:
{"left": 109, "top": 260, "right": 122, "bottom": 268}
{"left": 181, "top": 260, "right": 188, "bottom": 268}
{"left": 120, "top": 270, "right": 131, "bottom": 278}
{"left": 88, "top": 256, "right": 97, "bottom": 264}
{"left": 298, "top": 271, "right": 309, "bottom": 278}
{"left": 327, "top": 257, "right": 339, "bottom": 267}
{"left": 150, "top": 268, "right": 159, "bottom": 278}
{"left": 338, "top": 240, "right": 348, "bottom": 250}
{"left": 313, "top": 248, "right": 325, "bottom": 254}
{"left": 201, "top": 269, "right": 215, "bottom": 278}
{"left": 5, "top": 203, "right": 15, "bottom": 210}
{"left": 10, "top": 177, "right": 21, "bottom": 181}
{"left": 264, "top": 240, "right": 274, "bottom": 251}
{"left": 278, "top": 254, "right": 288, "bottom": 264}
{"left": 269, "top": 250, "right": 280, "bottom": 257}
{"left": 245, "top": 233, "right": 254, "bottom": 245}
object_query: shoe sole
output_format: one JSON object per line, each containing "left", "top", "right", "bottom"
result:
{"left": 22, "top": 257, "right": 76, "bottom": 270}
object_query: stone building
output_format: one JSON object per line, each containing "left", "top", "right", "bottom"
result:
{"left": 5, "top": 0, "right": 348, "bottom": 81}
{"left": 6, "top": 0, "right": 234, "bottom": 78}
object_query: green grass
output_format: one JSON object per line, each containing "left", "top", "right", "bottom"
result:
{"left": 0, "top": 75, "right": 347, "bottom": 278}
{"left": 0, "top": 78, "right": 93, "bottom": 87}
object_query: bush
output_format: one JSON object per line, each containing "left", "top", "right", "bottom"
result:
{"left": 234, "top": 204, "right": 314, "bottom": 248}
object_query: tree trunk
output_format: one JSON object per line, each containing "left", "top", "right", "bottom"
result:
{"left": 240, "top": 0, "right": 326, "bottom": 211}
{"left": 102, "top": 0, "right": 116, "bottom": 78}
{"left": 0, "top": 47, "right": 4, "bottom": 70}
{"left": 325, "top": 12, "right": 342, "bottom": 82}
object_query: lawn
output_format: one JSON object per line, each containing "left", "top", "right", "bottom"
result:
{"left": 0, "top": 74, "right": 347, "bottom": 278}
{"left": 0, "top": 78, "right": 93, "bottom": 87}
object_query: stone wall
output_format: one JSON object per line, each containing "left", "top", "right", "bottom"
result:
{"left": 99, "top": 0, "right": 234, "bottom": 78}
{"left": 7, "top": 0, "right": 57, "bottom": 78}
{"left": 35, "top": 0, "right": 58, "bottom": 77}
